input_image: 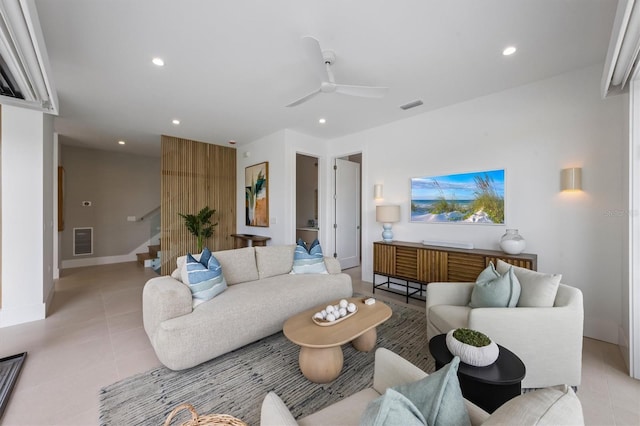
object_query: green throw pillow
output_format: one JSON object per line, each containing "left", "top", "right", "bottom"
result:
{"left": 469, "top": 262, "right": 521, "bottom": 308}
{"left": 359, "top": 389, "right": 426, "bottom": 426}
{"left": 361, "top": 357, "right": 471, "bottom": 426}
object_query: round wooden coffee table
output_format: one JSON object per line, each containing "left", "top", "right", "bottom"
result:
{"left": 283, "top": 297, "right": 392, "bottom": 383}
{"left": 429, "top": 333, "right": 526, "bottom": 413}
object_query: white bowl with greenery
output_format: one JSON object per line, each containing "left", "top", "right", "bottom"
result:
{"left": 445, "top": 328, "right": 499, "bottom": 367}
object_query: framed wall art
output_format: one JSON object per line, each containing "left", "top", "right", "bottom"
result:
{"left": 245, "top": 161, "right": 269, "bottom": 227}
{"left": 410, "top": 169, "right": 505, "bottom": 225}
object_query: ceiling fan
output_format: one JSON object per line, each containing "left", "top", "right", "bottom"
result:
{"left": 286, "top": 36, "right": 388, "bottom": 107}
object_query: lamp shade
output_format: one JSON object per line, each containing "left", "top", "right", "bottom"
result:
{"left": 376, "top": 205, "right": 401, "bottom": 223}
{"left": 561, "top": 168, "right": 582, "bottom": 191}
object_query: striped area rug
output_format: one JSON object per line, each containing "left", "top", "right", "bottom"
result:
{"left": 99, "top": 301, "right": 433, "bottom": 426}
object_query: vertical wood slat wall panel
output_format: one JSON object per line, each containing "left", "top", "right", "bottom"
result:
{"left": 161, "top": 136, "right": 236, "bottom": 275}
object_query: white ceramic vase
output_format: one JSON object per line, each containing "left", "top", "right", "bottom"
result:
{"left": 445, "top": 329, "right": 499, "bottom": 367}
{"left": 499, "top": 229, "right": 526, "bottom": 255}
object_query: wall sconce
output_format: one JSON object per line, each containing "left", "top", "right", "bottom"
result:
{"left": 376, "top": 205, "right": 401, "bottom": 242}
{"left": 374, "top": 184, "right": 383, "bottom": 200}
{"left": 561, "top": 167, "right": 582, "bottom": 191}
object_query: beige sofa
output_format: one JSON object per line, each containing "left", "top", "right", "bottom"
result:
{"left": 426, "top": 281, "right": 584, "bottom": 389}
{"left": 260, "top": 348, "right": 584, "bottom": 426}
{"left": 143, "top": 245, "right": 352, "bottom": 370}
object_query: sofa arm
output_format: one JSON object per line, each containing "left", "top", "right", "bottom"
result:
{"left": 324, "top": 256, "right": 342, "bottom": 274}
{"left": 372, "top": 348, "right": 429, "bottom": 393}
{"left": 260, "top": 392, "right": 298, "bottom": 426}
{"left": 142, "top": 276, "right": 192, "bottom": 339}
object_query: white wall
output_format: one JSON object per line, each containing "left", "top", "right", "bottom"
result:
{"left": 327, "top": 64, "right": 626, "bottom": 343}
{"left": 237, "top": 129, "right": 329, "bottom": 245}
{"left": 0, "top": 106, "right": 54, "bottom": 327}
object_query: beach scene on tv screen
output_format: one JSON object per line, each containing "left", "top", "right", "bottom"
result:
{"left": 410, "top": 169, "right": 505, "bottom": 224}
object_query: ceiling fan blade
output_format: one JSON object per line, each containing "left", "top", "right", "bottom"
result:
{"left": 301, "top": 36, "right": 330, "bottom": 82}
{"left": 334, "top": 84, "right": 388, "bottom": 98}
{"left": 285, "top": 87, "right": 322, "bottom": 107}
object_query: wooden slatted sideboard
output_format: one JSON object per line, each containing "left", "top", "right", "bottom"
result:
{"left": 373, "top": 241, "right": 537, "bottom": 303}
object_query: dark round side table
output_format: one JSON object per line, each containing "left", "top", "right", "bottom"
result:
{"left": 428, "top": 334, "right": 526, "bottom": 413}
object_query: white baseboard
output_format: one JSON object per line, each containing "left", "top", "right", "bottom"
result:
{"left": 61, "top": 254, "right": 137, "bottom": 269}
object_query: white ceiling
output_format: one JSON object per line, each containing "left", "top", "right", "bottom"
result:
{"left": 34, "top": 0, "right": 618, "bottom": 156}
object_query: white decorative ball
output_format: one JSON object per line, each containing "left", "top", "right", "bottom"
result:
{"left": 334, "top": 305, "right": 340, "bottom": 312}
{"left": 320, "top": 309, "right": 327, "bottom": 319}
{"left": 326, "top": 305, "right": 335, "bottom": 313}
{"left": 313, "top": 313, "right": 324, "bottom": 320}
{"left": 334, "top": 309, "right": 342, "bottom": 318}
{"left": 339, "top": 307, "right": 347, "bottom": 317}
{"left": 326, "top": 313, "right": 336, "bottom": 322}
{"left": 347, "top": 303, "right": 356, "bottom": 313}
{"left": 339, "top": 299, "right": 348, "bottom": 308}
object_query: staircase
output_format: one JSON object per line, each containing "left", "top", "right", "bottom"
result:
{"left": 136, "top": 243, "right": 161, "bottom": 273}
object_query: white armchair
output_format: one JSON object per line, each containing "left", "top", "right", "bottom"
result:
{"left": 426, "top": 281, "right": 584, "bottom": 389}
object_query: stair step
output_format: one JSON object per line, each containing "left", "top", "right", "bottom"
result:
{"left": 136, "top": 252, "right": 154, "bottom": 265}
{"left": 148, "top": 244, "right": 161, "bottom": 258}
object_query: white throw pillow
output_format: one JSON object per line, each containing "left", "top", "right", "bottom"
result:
{"left": 496, "top": 260, "right": 561, "bottom": 307}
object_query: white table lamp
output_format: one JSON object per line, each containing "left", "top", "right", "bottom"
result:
{"left": 376, "top": 205, "right": 401, "bottom": 242}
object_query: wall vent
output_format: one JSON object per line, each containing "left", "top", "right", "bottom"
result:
{"left": 400, "top": 99, "right": 423, "bottom": 110}
{"left": 73, "top": 227, "right": 93, "bottom": 256}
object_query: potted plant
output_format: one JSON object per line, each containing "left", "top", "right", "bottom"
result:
{"left": 445, "top": 328, "right": 499, "bottom": 367}
{"left": 178, "top": 206, "right": 218, "bottom": 252}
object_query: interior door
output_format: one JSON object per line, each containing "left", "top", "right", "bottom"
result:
{"left": 334, "top": 158, "right": 360, "bottom": 269}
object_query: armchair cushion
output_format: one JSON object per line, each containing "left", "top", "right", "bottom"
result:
{"left": 482, "top": 385, "right": 583, "bottom": 425}
{"left": 496, "top": 260, "right": 561, "bottom": 307}
{"left": 469, "top": 263, "right": 520, "bottom": 308}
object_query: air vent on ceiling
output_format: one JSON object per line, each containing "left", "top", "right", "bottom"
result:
{"left": 0, "top": 0, "right": 57, "bottom": 112}
{"left": 400, "top": 99, "right": 423, "bottom": 110}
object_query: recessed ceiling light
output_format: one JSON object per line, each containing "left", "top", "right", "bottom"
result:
{"left": 118, "top": 140, "right": 126, "bottom": 145}
{"left": 152, "top": 57, "right": 165, "bottom": 66}
{"left": 318, "top": 118, "right": 326, "bottom": 124}
{"left": 172, "top": 119, "right": 180, "bottom": 125}
{"left": 228, "top": 140, "right": 236, "bottom": 145}
{"left": 502, "top": 46, "right": 517, "bottom": 56}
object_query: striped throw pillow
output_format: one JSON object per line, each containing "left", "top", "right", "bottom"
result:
{"left": 290, "top": 238, "right": 328, "bottom": 274}
{"left": 181, "top": 248, "right": 227, "bottom": 307}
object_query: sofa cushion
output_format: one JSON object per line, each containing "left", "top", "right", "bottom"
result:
{"left": 291, "top": 239, "right": 328, "bottom": 274}
{"left": 429, "top": 305, "right": 471, "bottom": 334}
{"left": 255, "top": 245, "right": 296, "bottom": 279}
{"left": 212, "top": 247, "right": 258, "bottom": 285}
{"left": 483, "top": 385, "right": 583, "bottom": 425}
{"left": 496, "top": 260, "right": 561, "bottom": 307}
{"left": 469, "top": 263, "right": 520, "bottom": 308}
{"left": 362, "top": 357, "right": 470, "bottom": 426}
{"left": 180, "top": 252, "right": 227, "bottom": 307}
{"left": 298, "top": 388, "right": 379, "bottom": 426}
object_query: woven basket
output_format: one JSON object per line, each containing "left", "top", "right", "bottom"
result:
{"left": 164, "top": 403, "right": 248, "bottom": 426}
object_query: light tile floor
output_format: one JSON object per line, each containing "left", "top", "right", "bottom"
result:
{"left": 0, "top": 262, "right": 637, "bottom": 425}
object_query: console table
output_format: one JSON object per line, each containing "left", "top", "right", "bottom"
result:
{"left": 373, "top": 241, "right": 537, "bottom": 302}
{"left": 230, "top": 234, "right": 271, "bottom": 249}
